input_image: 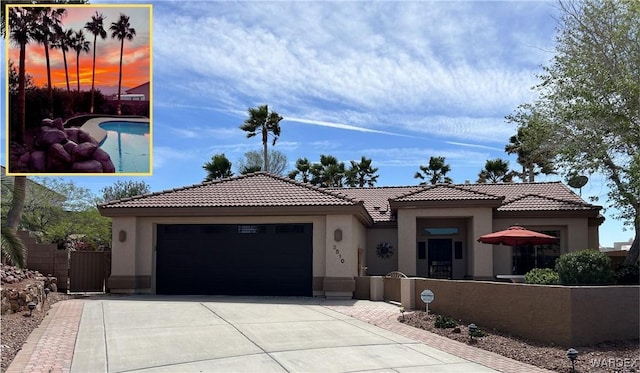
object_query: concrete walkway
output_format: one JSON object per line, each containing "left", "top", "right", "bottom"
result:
{"left": 7, "top": 296, "right": 551, "bottom": 373}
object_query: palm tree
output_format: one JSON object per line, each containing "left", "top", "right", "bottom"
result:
{"left": 85, "top": 11, "right": 107, "bottom": 113}
{"left": 1, "top": 228, "right": 26, "bottom": 268}
{"left": 310, "top": 155, "right": 346, "bottom": 187}
{"left": 477, "top": 158, "right": 514, "bottom": 183}
{"left": 345, "top": 156, "right": 379, "bottom": 187}
{"left": 8, "top": 7, "right": 37, "bottom": 143}
{"left": 51, "top": 26, "right": 73, "bottom": 93}
{"left": 70, "top": 29, "right": 90, "bottom": 93}
{"left": 33, "top": 7, "right": 66, "bottom": 115}
{"left": 288, "top": 158, "right": 313, "bottom": 183}
{"left": 414, "top": 156, "right": 453, "bottom": 185}
{"left": 5, "top": 7, "right": 35, "bottom": 269}
{"left": 203, "top": 153, "right": 233, "bottom": 181}
{"left": 110, "top": 13, "right": 136, "bottom": 115}
{"left": 239, "top": 105, "right": 283, "bottom": 172}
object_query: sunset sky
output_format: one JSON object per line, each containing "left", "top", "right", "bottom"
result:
{"left": 0, "top": 1, "right": 632, "bottom": 247}
{"left": 7, "top": 5, "right": 150, "bottom": 95}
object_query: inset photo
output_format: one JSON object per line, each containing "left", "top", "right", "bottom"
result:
{"left": 5, "top": 4, "right": 152, "bottom": 175}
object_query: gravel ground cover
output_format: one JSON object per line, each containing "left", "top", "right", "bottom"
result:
{"left": 400, "top": 310, "right": 639, "bottom": 373}
{"left": 1, "top": 280, "right": 71, "bottom": 373}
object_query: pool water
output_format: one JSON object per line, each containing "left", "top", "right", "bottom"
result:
{"left": 99, "top": 121, "right": 150, "bottom": 173}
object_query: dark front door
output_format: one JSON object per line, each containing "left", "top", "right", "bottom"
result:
{"left": 428, "top": 239, "right": 452, "bottom": 279}
{"left": 156, "top": 223, "right": 313, "bottom": 296}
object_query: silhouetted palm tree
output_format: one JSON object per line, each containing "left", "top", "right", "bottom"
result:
{"left": 240, "top": 105, "right": 283, "bottom": 172}
{"left": 288, "top": 158, "right": 313, "bottom": 183}
{"left": 85, "top": 11, "right": 107, "bottom": 113}
{"left": 345, "top": 156, "right": 379, "bottom": 187}
{"left": 110, "top": 13, "right": 136, "bottom": 115}
{"left": 51, "top": 26, "right": 73, "bottom": 92}
{"left": 33, "top": 7, "right": 66, "bottom": 115}
{"left": 70, "top": 29, "right": 90, "bottom": 93}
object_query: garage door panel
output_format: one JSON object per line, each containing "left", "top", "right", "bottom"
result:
{"left": 156, "top": 224, "right": 312, "bottom": 296}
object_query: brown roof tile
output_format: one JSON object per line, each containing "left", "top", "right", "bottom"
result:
{"left": 100, "top": 172, "right": 359, "bottom": 209}
{"left": 498, "top": 194, "right": 594, "bottom": 211}
{"left": 392, "top": 184, "right": 503, "bottom": 202}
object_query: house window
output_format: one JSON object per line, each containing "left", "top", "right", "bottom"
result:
{"left": 422, "top": 227, "right": 459, "bottom": 236}
{"left": 512, "top": 230, "right": 561, "bottom": 275}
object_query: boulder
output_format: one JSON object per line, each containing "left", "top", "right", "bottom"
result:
{"left": 37, "top": 129, "right": 67, "bottom": 148}
{"left": 72, "top": 142, "right": 98, "bottom": 162}
{"left": 77, "top": 130, "right": 98, "bottom": 145}
{"left": 71, "top": 160, "right": 103, "bottom": 173}
{"left": 63, "top": 140, "right": 78, "bottom": 155}
{"left": 53, "top": 117, "right": 64, "bottom": 130}
{"left": 48, "top": 143, "right": 72, "bottom": 163}
{"left": 29, "top": 150, "right": 47, "bottom": 172}
{"left": 65, "top": 127, "right": 80, "bottom": 143}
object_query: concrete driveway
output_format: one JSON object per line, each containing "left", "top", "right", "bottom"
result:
{"left": 69, "top": 296, "right": 497, "bottom": 373}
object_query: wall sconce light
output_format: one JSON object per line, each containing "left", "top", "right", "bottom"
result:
{"left": 468, "top": 323, "right": 477, "bottom": 342}
{"left": 119, "top": 230, "right": 127, "bottom": 242}
{"left": 334, "top": 229, "right": 342, "bottom": 242}
{"left": 27, "top": 302, "right": 36, "bottom": 317}
{"left": 567, "top": 348, "right": 578, "bottom": 372}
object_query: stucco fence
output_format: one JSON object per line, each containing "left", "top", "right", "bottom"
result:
{"left": 355, "top": 276, "right": 639, "bottom": 346}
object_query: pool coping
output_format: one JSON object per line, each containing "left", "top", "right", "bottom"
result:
{"left": 79, "top": 117, "right": 150, "bottom": 145}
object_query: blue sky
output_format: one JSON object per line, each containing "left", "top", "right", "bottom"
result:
{"left": 2, "top": 1, "right": 633, "bottom": 247}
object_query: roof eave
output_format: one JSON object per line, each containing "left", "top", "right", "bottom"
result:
{"left": 389, "top": 199, "right": 503, "bottom": 209}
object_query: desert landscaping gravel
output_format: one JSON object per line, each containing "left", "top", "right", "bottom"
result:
{"left": 400, "top": 311, "right": 639, "bottom": 373}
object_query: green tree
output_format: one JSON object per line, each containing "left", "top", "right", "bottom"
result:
{"left": 8, "top": 59, "right": 34, "bottom": 95}
{"left": 70, "top": 29, "right": 89, "bottom": 93}
{"left": 414, "top": 156, "right": 453, "bottom": 185}
{"left": 100, "top": 180, "right": 151, "bottom": 202}
{"left": 509, "top": 0, "right": 639, "bottom": 265}
{"left": 310, "top": 155, "right": 346, "bottom": 187}
{"left": 110, "top": 13, "right": 136, "bottom": 115}
{"left": 237, "top": 149, "right": 288, "bottom": 175}
{"left": 85, "top": 11, "right": 107, "bottom": 113}
{"left": 345, "top": 156, "right": 379, "bottom": 187}
{"left": 203, "top": 153, "right": 233, "bottom": 181}
{"left": 50, "top": 26, "right": 73, "bottom": 93}
{"left": 288, "top": 158, "right": 313, "bottom": 183}
{"left": 239, "top": 105, "right": 283, "bottom": 172}
{"left": 477, "top": 158, "right": 514, "bottom": 183}
{"left": 505, "top": 108, "right": 557, "bottom": 182}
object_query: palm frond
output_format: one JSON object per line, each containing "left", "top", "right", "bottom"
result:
{"left": 1, "top": 227, "right": 26, "bottom": 268}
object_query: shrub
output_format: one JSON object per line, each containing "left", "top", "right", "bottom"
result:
{"left": 554, "top": 249, "right": 614, "bottom": 285}
{"left": 524, "top": 268, "right": 560, "bottom": 285}
{"left": 614, "top": 264, "right": 640, "bottom": 285}
{"left": 434, "top": 314, "right": 457, "bottom": 329}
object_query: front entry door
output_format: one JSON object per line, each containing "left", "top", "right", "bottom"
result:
{"left": 428, "top": 239, "right": 452, "bottom": 279}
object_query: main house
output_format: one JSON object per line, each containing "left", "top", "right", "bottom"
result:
{"left": 98, "top": 172, "right": 602, "bottom": 297}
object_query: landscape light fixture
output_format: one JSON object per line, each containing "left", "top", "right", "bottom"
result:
{"left": 399, "top": 307, "right": 405, "bottom": 321}
{"left": 27, "top": 302, "right": 36, "bottom": 317}
{"left": 44, "top": 288, "right": 50, "bottom": 299}
{"left": 468, "top": 323, "right": 477, "bottom": 342}
{"left": 567, "top": 348, "right": 578, "bottom": 372}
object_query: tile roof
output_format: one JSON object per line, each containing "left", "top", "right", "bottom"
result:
{"left": 392, "top": 184, "right": 503, "bottom": 202}
{"left": 99, "top": 172, "right": 360, "bottom": 209}
{"left": 99, "top": 174, "right": 599, "bottom": 223}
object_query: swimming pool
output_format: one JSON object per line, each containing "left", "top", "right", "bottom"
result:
{"left": 98, "top": 121, "right": 150, "bottom": 173}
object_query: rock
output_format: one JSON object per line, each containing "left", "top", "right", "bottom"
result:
{"left": 77, "top": 130, "right": 97, "bottom": 145}
{"left": 93, "top": 148, "right": 116, "bottom": 173}
{"left": 65, "top": 128, "right": 79, "bottom": 143}
{"left": 36, "top": 129, "right": 67, "bottom": 148}
{"left": 63, "top": 140, "right": 78, "bottom": 156}
{"left": 72, "top": 142, "right": 98, "bottom": 162}
{"left": 71, "top": 160, "right": 103, "bottom": 173}
{"left": 29, "top": 150, "right": 47, "bottom": 171}
{"left": 5, "top": 276, "right": 16, "bottom": 284}
{"left": 18, "top": 152, "right": 30, "bottom": 168}
{"left": 48, "top": 143, "right": 72, "bottom": 163}
{"left": 53, "top": 117, "right": 64, "bottom": 130}
{"left": 453, "top": 327, "right": 461, "bottom": 334}
{"left": 41, "top": 118, "right": 54, "bottom": 127}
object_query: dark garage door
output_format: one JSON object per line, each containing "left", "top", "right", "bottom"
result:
{"left": 156, "top": 224, "right": 312, "bottom": 296}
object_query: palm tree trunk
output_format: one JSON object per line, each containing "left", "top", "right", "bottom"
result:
{"left": 63, "top": 49, "right": 70, "bottom": 93}
{"left": 17, "top": 43, "right": 26, "bottom": 143}
{"left": 262, "top": 128, "right": 269, "bottom": 172}
{"left": 45, "top": 42, "right": 53, "bottom": 115}
{"left": 117, "top": 38, "right": 124, "bottom": 115}
{"left": 76, "top": 52, "right": 80, "bottom": 92}
{"left": 6, "top": 176, "right": 26, "bottom": 230}
{"left": 90, "top": 35, "right": 97, "bottom": 113}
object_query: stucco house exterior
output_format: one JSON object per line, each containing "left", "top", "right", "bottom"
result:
{"left": 98, "top": 172, "right": 602, "bottom": 297}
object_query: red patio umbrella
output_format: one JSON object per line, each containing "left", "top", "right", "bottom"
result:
{"left": 477, "top": 225, "right": 558, "bottom": 246}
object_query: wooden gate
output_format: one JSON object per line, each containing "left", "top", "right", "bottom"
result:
{"left": 69, "top": 251, "right": 110, "bottom": 292}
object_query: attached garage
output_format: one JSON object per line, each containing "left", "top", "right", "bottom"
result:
{"left": 156, "top": 223, "right": 313, "bottom": 296}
